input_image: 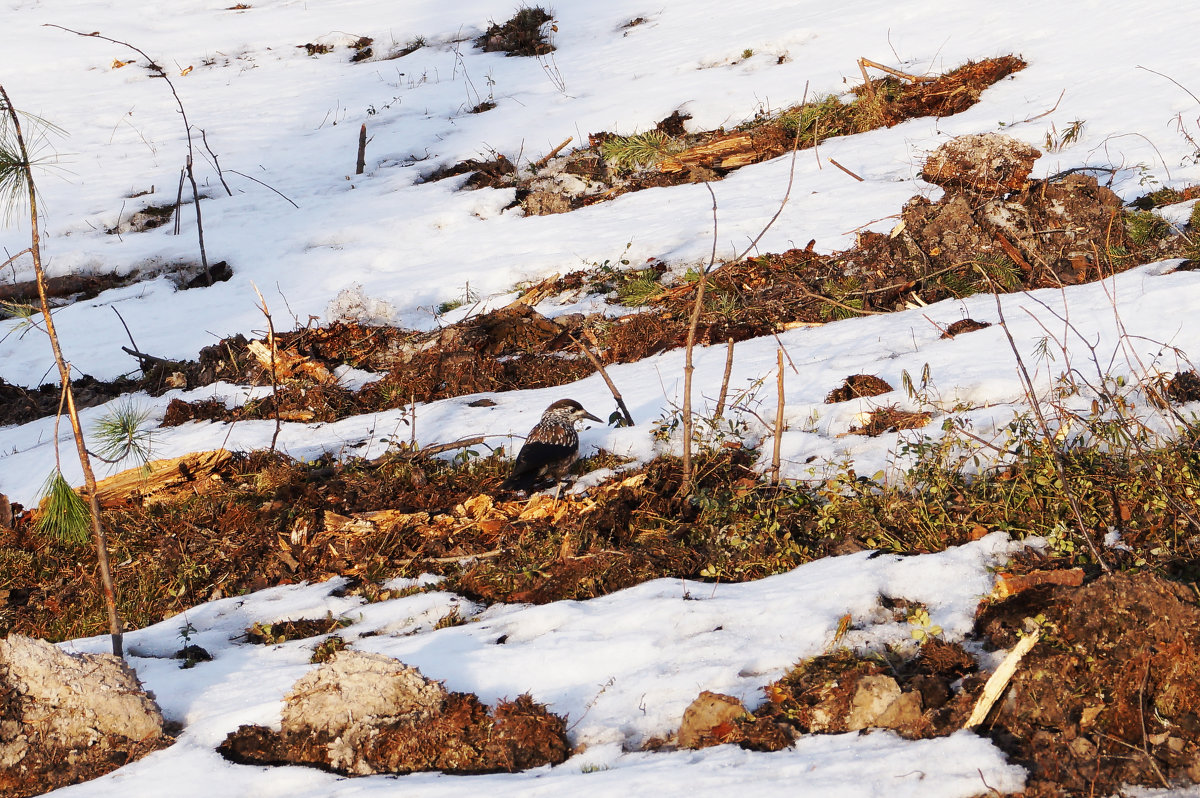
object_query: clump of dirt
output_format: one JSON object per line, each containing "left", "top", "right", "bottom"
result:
{"left": 743, "top": 636, "right": 984, "bottom": 748}
{"left": 218, "top": 650, "right": 568, "bottom": 775}
{"left": 106, "top": 202, "right": 175, "bottom": 234}
{"left": 920, "top": 132, "right": 1041, "bottom": 194}
{"left": 244, "top": 616, "right": 345, "bottom": 644}
{"left": 348, "top": 36, "right": 373, "bottom": 62}
{"left": 942, "top": 318, "right": 991, "bottom": 338}
{"left": 0, "top": 634, "right": 169, "bottom": 798}
{"left": 675, "top": 690, "right": 792, "bottom": 751}
{"left": 825, "top": 374, "right": 893, "bottom": 403}
{"left": 848, "top": 405, "right": 931, "bottom": 436}
{"left": 1166, "top": 370, "right": 1200, "bottom": 404}
{"left": 976, "top": 571, "right": 1200, "bottom": 797}
{"left": 474, "top": 7, "right": 555, "bottom": 56}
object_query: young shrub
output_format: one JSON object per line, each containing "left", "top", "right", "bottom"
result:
{"left": 92, "top": 399, "right": 154, "bottom": 469}
{"left": 35, "top": 470, "right": 90, "bottom": 545}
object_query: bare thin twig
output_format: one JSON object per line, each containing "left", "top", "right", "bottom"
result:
{"left": 227, "top": 169, "right": 300, "bottom": 208}
{"left": 250, "top": 282, "right": 282, "bottom": 452}
{"left": 200, "top": 128, "right": 232, "bottom": 196}
{"left": 532, "top": 136, "right": 573, "bottom": 170}
{"left": 679, "top": 182, "right": 719, "bottom": 494}
{"left": 732, "top": 81, "right": 808, "bottom": 265}
{"left": 572, "top": 334, "right": 634, "bottom": 426}
{"left": 828, "top": 157, "right": 864, "bottom": 181}
{"left": 983, "top": 274, "right": 1110, "bottom": 572}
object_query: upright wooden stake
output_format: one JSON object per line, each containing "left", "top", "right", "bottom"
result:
{"left": 772, "top": 348, "right": 785, "bottom": 484}
{"left": 356, "top": 123, "right": 367, "bottom": 175}
{"left": 713, "top": 338, "right": 735, "bottom": 420}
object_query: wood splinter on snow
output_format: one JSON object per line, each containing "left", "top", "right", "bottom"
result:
{"left": 964, "top": 624, "right": 1042, "bottom": 729}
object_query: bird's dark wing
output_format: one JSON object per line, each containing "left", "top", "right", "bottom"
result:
{"left": 501, "top": 440, "right": 575, "bottom": 491}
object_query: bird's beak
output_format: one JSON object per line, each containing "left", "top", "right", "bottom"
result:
{"left": 583, "top": 411, "right": 603, "bottom": 423}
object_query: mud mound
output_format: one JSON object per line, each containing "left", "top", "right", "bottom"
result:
{"left": 750, "top": 638, "right": 984, "bottom": 748}
{"left": 474, "top": 7, "right": 554, "bottom": 56}
{"left": 825, "top": 374, "right": 893, "bottom": 403}
{"left": 942, "top": 318, "right": 991, "bottom": 338}
{"left": 976, "top": 571, "right": 1200, "bottom": 796}
{"left": 0, "top": 634, "right": 168, "bottom": 798}
{"left": 218, "top": 650, "right": 568, "bottom": 775}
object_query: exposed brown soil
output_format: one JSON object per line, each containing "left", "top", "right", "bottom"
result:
{"left": 0, "top": 374, "right": 143, "bottom": 428}
{"left": 825, "top": 374, "right": 893, "bottom": 403}
{"left": 0, "top": 260, "right": 229, "bottom": 315}
{"left": 154, "top": 144, "right": 1185, "bottom": 431}
{"left": 1167, "top": 370, "right": 1200, "bottom": 404}
{"left": 218, "top": 651, "right": 568, "bottom": 775}
{"left": 244, "top": 616, "right": 346, "bottom": 644}
{"left": 942, "top": 318, "right": 991, "bottom": 338}
{"left": 847, "top": 405, "right": 931, "bottom": 437}
{"left": 977, "top": 572, "right": 1200, "bottom": 796}
{"left": 693, "top": 570, "right": 1200, "bottom": 797}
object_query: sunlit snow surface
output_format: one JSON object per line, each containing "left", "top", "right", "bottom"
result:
{"left": 4, "top": 0, "right": 1200, "bottom": 793}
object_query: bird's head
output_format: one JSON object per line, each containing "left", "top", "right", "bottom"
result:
{"left": 544, "top": 398, "right": 602, "bottom": 425}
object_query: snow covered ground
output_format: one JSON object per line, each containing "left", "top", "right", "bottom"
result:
{"left": 4, "top": 0, "right": 1200, "bottom": 793}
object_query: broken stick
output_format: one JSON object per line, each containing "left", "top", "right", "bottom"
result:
{"left": 964, "top": 626, "right": 1042, "bottom": 729}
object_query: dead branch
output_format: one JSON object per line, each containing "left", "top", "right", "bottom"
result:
{"left": 200, "top": 128, "right": 232, "bottom": 196}
{"left": 964, "top": 627, "right": 1041, "bottom": 729}
{"left": 532, "top": 136, "right": 573, "bottom": 170}
{"left": 227, "top": 169, "right": 300, "bottom": 208}
{"left": 858, "top": 57, "right": 934, "bottom": 84}
{"left": 732, "top": 81, "right": 808, "bottom": 265}
{"left": 680, "top": 182, "right": 719, "bottom": 494}
{"left": 250, "top": 283, "right": 282, "bottom": 452}
{"left": 1011, "top": 88, "right": 1065, "bottom": 126}
{"left": 713, "top": 338, "right": 735, "bottom": 420}
{"left": 772, "top": 348, "right": 785, "bottom": 483}
{"left": 828, "top": 158, "right": 864, "bottom": 181}
{"left": 572, "top": 334, "right": 634, "bottom": 426}
{"left": 120, "top": 345, "right": 172, "bottom": 367}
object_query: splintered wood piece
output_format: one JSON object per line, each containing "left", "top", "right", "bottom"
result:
{"left": 659, "top": 133, "right": 756, "bottom": 173}
{"left": 964, "top": 626, "right": 1041, "bottom": 729}
{"left": 247, "top": 339, "right": 336, "bottom": 384}
{"left": 88, "top": 449, "right": 233, "bottom": 508}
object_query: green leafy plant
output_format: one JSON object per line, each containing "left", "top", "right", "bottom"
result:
{"left": 907, "top": 606, "right": 943, "bottom": 642}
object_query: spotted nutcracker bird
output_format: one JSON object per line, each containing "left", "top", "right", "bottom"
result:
{"left": 502, "top": 399, "right": 602, "bottom": 493}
